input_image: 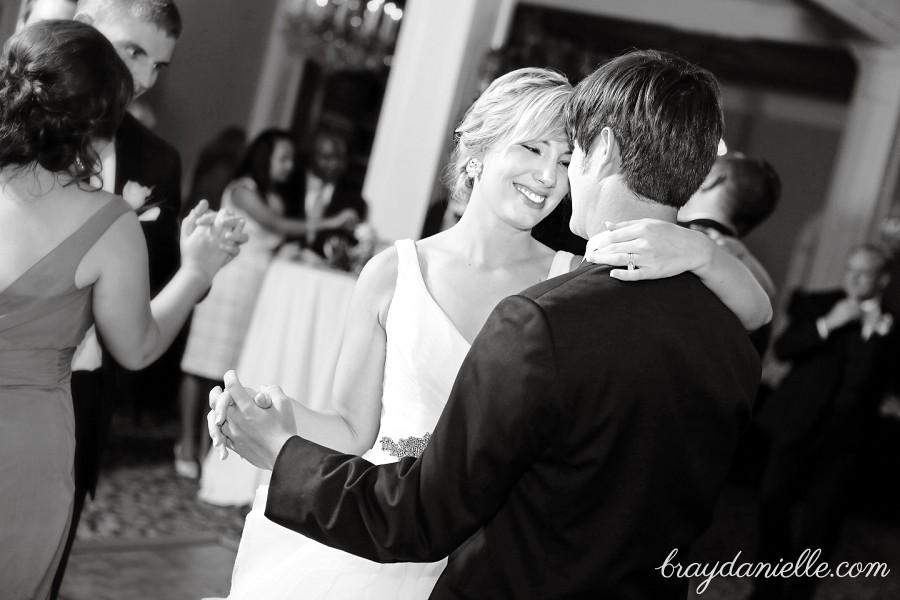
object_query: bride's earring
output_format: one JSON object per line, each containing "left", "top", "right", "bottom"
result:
{"left": 465, "top": 158, "right": 483, "bottom": 181}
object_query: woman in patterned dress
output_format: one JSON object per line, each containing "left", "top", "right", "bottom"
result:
{"left": 178, "top": 130, "right": 359, "bottom": 479}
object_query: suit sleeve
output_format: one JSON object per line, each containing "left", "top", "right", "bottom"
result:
{"left": 265, "top": 294, "right": 560, "bottom": 562}
{"left": 774, "top": 292, "right": 831, "bottom": 361}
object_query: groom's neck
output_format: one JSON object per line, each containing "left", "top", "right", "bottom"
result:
{"left": 584, "top": 191, "right": 678, "bottom": 239}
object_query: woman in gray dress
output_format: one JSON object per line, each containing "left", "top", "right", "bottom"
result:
{"left": 0, "top": 21, "right": 242, "bottom": 598}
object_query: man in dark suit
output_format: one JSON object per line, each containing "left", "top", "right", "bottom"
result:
{"left": 53, "top": 1, "right": 183, "bottom": 596}
{"left": 287, "top": 130, "right": 367, "bottom": 256}
{"left": 751, "top": 244, "right": 896, "bottom": 600}
{"left": 678, "top": 152, "right": 780, "bottom": 354}
{"left": 678, "top": 152, "right": 781, "bottom": 485}
{"left": 108, "top": 107, "right": 185, "bottom": 414}
{"left": 213, "top": 50, "right": 759, "bottom": 599}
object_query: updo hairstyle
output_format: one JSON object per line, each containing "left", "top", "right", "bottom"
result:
{"left": 0, "top": 19, "right": 133, "bottom": 180}
{"left": 445, "top": 68, "right": 572, "bottom": 209}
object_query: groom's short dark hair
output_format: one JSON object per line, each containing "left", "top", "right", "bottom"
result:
{"left": 566, "top": 49, "right": 723, "bottom": 208}
{"left": 77, "top": 0, "right": 182, "bottom": 38}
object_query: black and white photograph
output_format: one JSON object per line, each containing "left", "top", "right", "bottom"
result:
{"left": 2, "top": 0, "right": 900, "bottom": 599}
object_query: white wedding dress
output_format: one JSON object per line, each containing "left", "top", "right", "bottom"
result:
{"left": 221, "top": 240, "right": 574, "bottom": 600}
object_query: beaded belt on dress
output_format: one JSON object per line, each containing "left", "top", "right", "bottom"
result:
{"left": 0, "top": 348, "right": 74, "bottom": 388}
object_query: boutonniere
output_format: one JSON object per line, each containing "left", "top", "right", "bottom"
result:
{"left": 122, "top": 180, "right": 161, "bottom": 222}
{"left": 122, "top": 180, "right": 154, "bottom": 210}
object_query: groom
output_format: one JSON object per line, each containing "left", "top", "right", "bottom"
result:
{"left": 212, "top": 50, "right": 760, "bottom": 599}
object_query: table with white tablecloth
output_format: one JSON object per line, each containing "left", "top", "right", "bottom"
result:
{"left": 198, "top": 259, "right": 356, "bottom": 506}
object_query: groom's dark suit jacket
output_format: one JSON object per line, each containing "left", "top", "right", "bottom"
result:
{"left": 114, "top": 113, "right": 182, "bottom": 296}
{"left": 265, "top": 264, "right": 759, "bottom": 599}
{"left": 75, "top": 113, "right": 183, "bottom": 496}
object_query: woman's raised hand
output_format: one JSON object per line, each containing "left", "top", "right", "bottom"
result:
{"left": 584, "top": 218, "right": 714, "bottom": 281}
{"left": 180, "top": 199, "right": 249, "bottom": 284}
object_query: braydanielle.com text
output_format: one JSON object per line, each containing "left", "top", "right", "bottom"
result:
{"left": 656, "top": 548, "right": 891, "bottom": 594}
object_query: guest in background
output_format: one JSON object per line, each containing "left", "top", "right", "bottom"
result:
{"left": 182, "top": 126, "right": 247, "bottom": 215}
{"left": 870, "top": 208, "right": 900, "bottom": 516}
{"left": 678, "top": 152, "right": 781, "bottom": 487}
{"left": 53, "top": 0, "right": 186, "bottom": 596}
{"left": 876, "top": 209, "right": 900, "bottom": 413}
{"left": 678, "top": 152, "right": 780, "bottom": 311}
{"left": 178, "top": 130, "right": 319, "bottom": 484}
{"left": 877, "top": 206, "right": 900, "bottom": 316}
{"left": 15, "top": 0, "right": 76, "bottom": 29}
{"left": 0, "top": 20, "right": 241, "bottom": 599}
{"left": 687, "top": 151, "right": 775, "bottom": 313}
{"left": 752, "top": 244, "right": 898, "bottom": 600}
{"left": 72, "top": 0, "right": 185, "bottom": 414}
{"left": 286, "top": 129, "right": 368, "bottom": 256}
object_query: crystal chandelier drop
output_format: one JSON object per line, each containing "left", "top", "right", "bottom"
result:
{"left": 284, "top": 0, "right": 405, "bottom": 72}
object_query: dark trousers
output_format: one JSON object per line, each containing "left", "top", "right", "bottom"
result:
{"left": 50, "top": 369, "right": 102, "bottom": 599}
{"left": 753, "top": 444, "right": 858, "bottom": 599}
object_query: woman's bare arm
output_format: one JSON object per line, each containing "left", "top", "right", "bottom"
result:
{"left": 230, "top": 184, "right": 314, "bottom": 237}
{"left": 85, "top": 203, "right": 241, "bottom": 369}
{"left": 226, "top": 247, "right": 400, "bottom": 457}
{"left": 584, "top": 219, "right": 772, "bottom": 330}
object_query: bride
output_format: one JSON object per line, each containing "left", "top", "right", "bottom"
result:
{"left": 214, "top": 68, "right": 770, "bottom": 599}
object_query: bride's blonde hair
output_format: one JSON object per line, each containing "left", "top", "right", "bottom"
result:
{"left": 446, "top": 67, "right": 571, "bottom": 210}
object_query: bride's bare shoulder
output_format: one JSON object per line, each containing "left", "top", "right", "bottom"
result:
{"left": 414, "top": 230, "right": 460, "bottom": 261}
{"left": 354, "top": 244, "right": 400, "bottom": 319}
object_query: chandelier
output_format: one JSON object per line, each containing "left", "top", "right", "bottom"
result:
{"left": 284, "top": 0, "right": 405, "bottom": 72}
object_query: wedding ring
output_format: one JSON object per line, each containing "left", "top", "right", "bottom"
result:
{"left": 627, "top": 253, "right": 637, "bottom": 271}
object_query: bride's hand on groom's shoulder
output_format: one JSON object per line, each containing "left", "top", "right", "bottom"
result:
{"left": 584, "top": 219, "right": 712, "bottom": 282}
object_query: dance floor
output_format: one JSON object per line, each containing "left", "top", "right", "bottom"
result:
{"left": 58, "top": 536, "right": 236, "bottom": 600}
{"left": 56, "top": 410, "right": 900, "bottom": 599}
{"left": 56, "top": 413, "right": 248, "bottom": 600}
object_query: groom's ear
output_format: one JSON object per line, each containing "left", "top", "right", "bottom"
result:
{"left": 594, "top": 127, "right": 622, "bottom": 175}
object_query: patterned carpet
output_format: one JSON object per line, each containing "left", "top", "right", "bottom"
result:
{"left": 76, "top": 414, "right": 250, "bottom": 544}
{"left": 59, "top": 411, "right": 900, "bottom": 599}
{"left": 58, "top": 412, "right": 248, "bottom": 600}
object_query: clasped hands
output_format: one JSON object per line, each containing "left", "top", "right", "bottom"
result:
{"left": 206, "top": 370, "right": 298, "bottom": 470}
{"left": 181, "top": 200, "right": 250, "bottom": 282}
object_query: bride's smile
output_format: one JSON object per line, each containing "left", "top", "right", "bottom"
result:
{"left": 513, "top": 183, "right": 547, "bottom": 206}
